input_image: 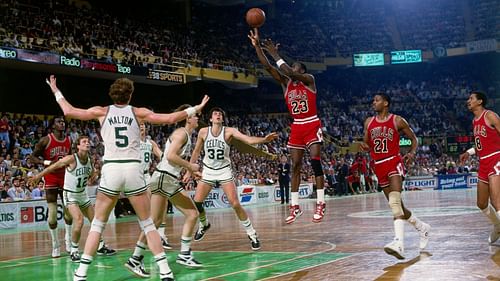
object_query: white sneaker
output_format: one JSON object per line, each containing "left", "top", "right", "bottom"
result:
{"left": 417, "top": 222, "right": 431, "bottom": 250}
{"left": 384, "top": 239, "right": 405, "bottom": 260}
{"left": 52, "top": 247, "right": 61, "bottom": 258}
{"left": 489, "top": 224, "right": 500, "bottom": 244}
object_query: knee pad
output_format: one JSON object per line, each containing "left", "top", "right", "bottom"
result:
{"left": 195, "top": 201, "right": 205, "bottom": 214}
{"left": 90, "top": 219, "right": 106, "bottom": 234}
{"left": 388, "top": 191, "right": 404, "bottom": 217}
{"left": 139, "top": 217, "right": 156, "bottom": 235}
{"left": 311, "top": 159, "right": 324, "bottom": 177}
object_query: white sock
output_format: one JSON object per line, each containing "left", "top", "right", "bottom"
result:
{"left": 154, "top": 253, "right": 171, "bottom": 275}
{"left": 65, "top": 223, "right": 72, "bottom": 242}
{"left": 394, "top": 219, "right": 405, "bottom": 244}
{"left": 76, "top": 254, "right": 93, "bottom": 276}
{"left": 49, "top": 228, "right": 59, "bottom": 248}
{"left": 291, "top": 192, "right": 299, "bottom": 206}
{"left": 180, "top": 236, "right": 191, "bottom": 253}
{"left": 482, "top": 205, "right": 500, "bottom": 225}
{"left": 407, "top": 214, "right": 424, "bottom": 229}
{"left": 133, "top": 241, "right": 146, "bottom": 258}
{"left": 241, "top": 218, "right": 256, "bottom": 236}
{"left": 158, "top": 223, "right": 166, "bottom": 239}
{"left": 71, "top": 241, "right": 79, "bottom": 253}
{"left": 98, "top": 239, "right": 104, "bottom": 249}
{"left": 317, "top": 189, "right": 325, "bottom": 203}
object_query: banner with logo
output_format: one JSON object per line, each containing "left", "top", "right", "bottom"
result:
{"left": 238, "top": 185, "right": 257, "bottom": 205}
{"left": 466, "top": 39, "right": 497, "bottom": 54}
{"left": 0, "top": 197, "right": 114, "bottom": 230}
{"left": 274, "top": 183, "right": 312, "bottom": 202}
{"left": 436, "top": 174, "right": 470, "bottom": 190}
{"left": 404, "top": 176, "right": 437, "bottom": 190}
{"left": 188, "top": 188, "right": 230, "bottom": 210}
{"left": 467, "top": 174, "right": 478, "bottom": 188}
{"left": 0, "top": 203, "right": 17, "bottom": 229}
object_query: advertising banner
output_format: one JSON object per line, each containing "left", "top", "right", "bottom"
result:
{"left": 0, "top": 203, "right": 17, "bottom": 229}
{"left": 404, "top": 176, "right": 437, "bottom": 190}
{"left": 274, "top": 183, "right": 312, "bottom": 202}
{"left": 436, "top": 174, "right": 470, "bottom": 190}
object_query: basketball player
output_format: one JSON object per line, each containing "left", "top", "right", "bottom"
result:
{"left": 31, "top": 116, "right": 72, "bottom": 257}
{"left": 139, "top": 122, "right": 172, "bottom": 249}
{"left": 126, "top": 104, "right": 203, "bottom": 278}
{"left": 459, "top": 91, "right": 500, "bottom": 243}
{"left": 31, "top": 136, "right": 116, "bottom": 262}
{"left": 249, "top": 29, "right": 326, "bottom": 224}
{"left": 360, "top": 93, "right": 431, "bottom": 259}
{"left": 188, "top": 107, "right": 278, "bottom": 250}
{"left": 45, "top": 75, "right": 209, "bottom": 281}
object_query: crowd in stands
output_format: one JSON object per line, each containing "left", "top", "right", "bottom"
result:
{"left": 1, "top": 0, "right": 499, "bottom": 69}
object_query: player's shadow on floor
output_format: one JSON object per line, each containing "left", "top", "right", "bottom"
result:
{"left": 373, "top": 251, "right": 432, "bottom": 281}
{"left": 488, "top": 247, "right": 500, "bottom": 280}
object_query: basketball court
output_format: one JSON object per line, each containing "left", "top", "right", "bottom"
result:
{"left": 1, "top": 188, "right": 499, "bottom": 280}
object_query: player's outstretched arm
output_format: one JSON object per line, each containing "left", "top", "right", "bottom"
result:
{"left": 137, "top": 95, "right": 209, "bottom": 125}
{"left": 30, "top": 154, "right": 75, "bottom": 185}
{"left": 261, "top": 39, "right": 314, "bottom": 87}
{"left": 228, "top": 127, "right": 278, "bottom": 145}
{"left": 46, "top": 75, "right": 106, "bottom": 121}
{"left": 248, "top": 28, "right": 286, "bottom": 86}
{"left": 167, "top": 129, "right": 200, "bottom": 175}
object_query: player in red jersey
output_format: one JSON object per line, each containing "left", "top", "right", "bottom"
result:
{"left": 31, "top": 117, "right": 73, "bottom": 258}
{"left": 460, "top": 91, "right": 500, "bottom": 243}
{"left": 360, "top": 93, "right": 431, "bottom": 259}
{"left": 249, "top": 28, "right": 326, "bottom": 224}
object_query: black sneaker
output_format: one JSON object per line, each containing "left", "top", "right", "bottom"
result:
{"left": 70, "top": 251, "right": 81, "bottom": 263}
{"left": 194, "top": 223, "right": 211, "bottom": 241}
{"left": 97, "top": 245, "right": 117, "bottom": 256}
{"left": 124, "top": 255, "right": 150, "bottom": 278}
{"left": 248, "top": 233, "right": 261, "bottom": 251}
{"left": 162, "top": 237, "right": 173, "bottom": 250}
{"left": 176, "top": 250, "right": 203, "bottom": 268}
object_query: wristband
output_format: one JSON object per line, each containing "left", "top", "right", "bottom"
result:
{"left": 54, "top": 91, "right": 64, "bottom": 102}
{"left": 466, "top": 148, "right": 475, "bottom": 155}
{"left": 184, "top": 107, "right": 196, "bottom": 118}
{"left": 43, "top": 160, "right": 51, "bottom": 166}
{"left": 276, "top": 59, "right": 285, "bottom": 68}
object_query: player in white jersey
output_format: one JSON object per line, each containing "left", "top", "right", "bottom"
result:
{"left": 126, "top": 104, "right": 203, "bottom": 276}
{"left": 140, "top": 122, "right": 162, "bottom": 183}
{"left": 45, "top": 75, "right": 209, "bottom": 281}
{"left": 31, "top": 136, "right": 116, "bottom": 262}
{"left": 188, "top": 107, "right": 278, "bottom": 250}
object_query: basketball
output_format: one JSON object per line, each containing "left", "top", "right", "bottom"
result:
{"left": 246, "top": 8, "right": 266, "bottom": 28}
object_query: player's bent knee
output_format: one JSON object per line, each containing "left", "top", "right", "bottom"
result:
{"left": 90, "top": 219, "right": 106, "bottom": 234}
{"left": 388, "top": 191, "right": 404, "bottom": 217}
{"left": 311, "top": 159, "right": 324, "bottom": 177}
{"left": 195, "top": 201, "right": 205, "bottom": 214}
{"left": 139, "top": 218, "right": 156, "bottom": 235}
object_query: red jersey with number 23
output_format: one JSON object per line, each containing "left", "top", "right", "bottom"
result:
{"left": 43, "top": 133, "right": 71, "bottom": 188}
{"left": 285, "top": 80, "right": 318, "bottom": 121}
{"left": 367, "top": 114, "right": 400, "bottom": 161}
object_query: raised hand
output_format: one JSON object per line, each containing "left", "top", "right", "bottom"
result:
{"left": 262, "top": 39, "right": 280, "bottom": 56}
{"left": 195, "top": 95, "right": 210, "bottom": 113}
{"left": 45, "top": 74, "right": 60, "bottom": 94}
{"left": 248, "top": 28, "right": 260, "bottom": 47}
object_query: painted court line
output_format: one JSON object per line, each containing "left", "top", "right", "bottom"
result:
{"left": 200, "top": 239, "right": 337, "bottom": 281}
